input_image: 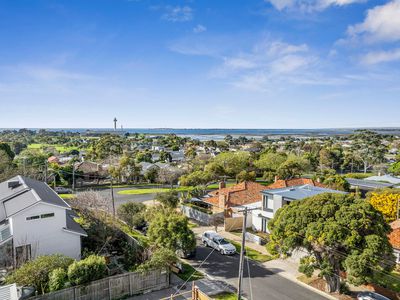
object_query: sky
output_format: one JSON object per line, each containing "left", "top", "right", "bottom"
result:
{"left": 0, "top": 0, "right": 400, "bottom": 129}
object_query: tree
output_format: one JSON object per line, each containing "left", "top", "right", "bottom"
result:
{"left": 6, "top": 254, "right": 73, "bottom": 294}
{"left": 179, "top": 170, "right": 214, "bottom": 186}
{"left": 322, "top": 175, "right": 350, "bottom": 191}
{"left": 389, "top": 162, "right": 400, "bottom": 176}
{"left": 212, "top": 151, "right": 251, "bottom": 178}
{"left": 236, "top": 170, "right": 256, "bottom": 183}
{"left": 117, "top": 202, "right": 146, "bottom": 228}
{"left": 367, "top": 189, "right": 400, "bottom": 222}
{"left": 136, "top": 248, "right": 177, "bottom": 272}
{"left": 157, "top": 167, "right": 183, "bottom": 187}
{"left": 147, "top": 210, "right": 196, "bottom": 254}
{"left": 0, "top": 142, "right": 15, "bottom": 160}
{"left": 254, "top": 152, "right": 286, "bottom": 172}
{"left": 350, "top": 130, "right": 386, "bottom": 173}
{"left": 276, "top": 154, "right": 310, "bottom": 179}
{"left": 155, "top": 190, "right": 180, "bottom": 208}
{"left": 67, "top": 255, "right": 107, "bottom": 286}
{"left": 268, "top": 193, "right": 395, "bottom": 293}
{"left": 49, "top": 268, "right": 68, "bottom": 292}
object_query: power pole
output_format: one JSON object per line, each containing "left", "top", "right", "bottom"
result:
{"left": 44, "top": 161, "right": 48, "bottom": 183}
{"left": 237, "top": 207, "right": 248, "bottom": 300}
{"left": 111, "top": 178, "right": 115, "bottom": 217}
{"left": 72, "top": 164, "right": 75, "bottom": 191}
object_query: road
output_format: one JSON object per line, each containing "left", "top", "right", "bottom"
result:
{"left": 186, "top": 244, "right": 328, "bottom": 300}
{"left": 94, "top": 187, "right": 157, "bottom": 207}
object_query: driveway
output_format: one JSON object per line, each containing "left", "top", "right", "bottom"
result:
{"left": 185, "top": 243, "right": 329, "bottom": 300}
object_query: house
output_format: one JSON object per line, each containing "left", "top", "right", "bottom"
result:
{"left": 389, "top": 220, "right": 400, "bottom": 264}
{"left": 266, "top": 177, "right": 326, "bottom": 190}
{"left": 74, "top": 161, "right": 108, "bottom": 183}
{"left": 0, "top": 176, "right": 86, "bottom": 269}
{"left": 345, "top": 178, "right": 395, "bottom": 196}
{"left": 251, "top": 184, "right": 346, "bottom": 233}
{"left": 365, "top": 174, "right": 400, "bottom": 186}
{"left": 203, "top": 181, "right": 267, "bottom": 217}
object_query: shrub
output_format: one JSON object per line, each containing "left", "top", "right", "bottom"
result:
{"left": 49, "top": 268, "right": 68, "bottom": 292}
{"left": 68, "top": 255, "right": 107, "bottom": 286}
{"left": 136, "top": 248, "right": 177, "bottom": 272}
{"left": 117, "top": 202, "right": 146, "bottom": 228}
{"left": 6, "top": 254, "right": 73, "bottom": 294}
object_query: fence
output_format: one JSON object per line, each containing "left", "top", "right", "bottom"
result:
{"left": 29, "top": 269, "right": 169, "bottom": 300}
{"left": 181, "top": 205, "right": 224, "bottom": 226}
{"left": 161, "top": 282, "right": 211, "bottom": 300}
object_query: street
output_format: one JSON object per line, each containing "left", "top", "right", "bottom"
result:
{"left": 186, "top": 244, "right": 328, "bottom": 300}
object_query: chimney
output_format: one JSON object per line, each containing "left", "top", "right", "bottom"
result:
{"left": 378, "top": 172, "right": 381, "bottom": 176}
{"left": 219, "top": 181, "right": 226, "bottom": 190}
{"left": 317, "top": 178, "right": 321, "bottom": 183}
{"left": 8, "top": 179, "right": 21, "bottom": 189}
{"left": 274, "top": 176, "right": 279, "bottom": 183}
{"left": 218, "top": 194, "right": 226, "bottom": 212}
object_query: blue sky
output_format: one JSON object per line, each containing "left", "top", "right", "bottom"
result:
{"left": 0, "top": 0, "right": 400, "bottom": 129}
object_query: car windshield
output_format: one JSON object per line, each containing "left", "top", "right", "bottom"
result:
{"left": 217, "top": 238, "right": 230, "bottom": 245}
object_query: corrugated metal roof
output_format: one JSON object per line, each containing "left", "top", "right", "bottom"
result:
{"left": 262, "top": 184, "right": 346, "bottom": 200}
{"left": 346, "top": 178, "right": 395, "bottom": 189}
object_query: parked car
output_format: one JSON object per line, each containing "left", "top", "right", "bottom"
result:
{"left": 357, "top": 292, "right": 391, "bottom": 300}
{"left": 54, "top": 187, "right": 72, "bottom": 194}
{"left": 202, "top": 231, "right": 236, "bottom": 255}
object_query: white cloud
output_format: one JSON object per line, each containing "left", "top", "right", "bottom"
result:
{"left": 347, "top": 1, "right": 400, "bottom": 43}
{"left": 193, "top": 24, "right": 207, "bottom": 33}
{"left": 162, "top": 6, "right": 193, "bottom": 22}
{"left": 361, "top": 48, "right": 400, "bottom": 64}
{"left": 266, "top": 0, "right": 365, "bottom": 11}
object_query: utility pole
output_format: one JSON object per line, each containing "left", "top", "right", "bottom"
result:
{"left": 237, "top": 207, "right": 248, "bottom": 300}
{"left": 72, "top": 164, "right": 75, "bottom": 191}
{"left": 44, "top": 161, "right": 48, "bottom": 183}
{"left": 111, "top": 178, "right": 115, "bottom": 217}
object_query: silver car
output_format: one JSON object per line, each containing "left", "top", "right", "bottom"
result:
{"left": 201, "top": 231, "right": 236, "bottom": 255}
{"left": 357, "top": 292, "right": 391, "bottom": 300}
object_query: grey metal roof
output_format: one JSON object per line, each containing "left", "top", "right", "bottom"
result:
{"left": 262, "top": 184, "right": 346, "bottom": 200}
{"left": 365, "top": 175, "right": 400, "bottom": 185}
{"left": 346, "top": 178, "right": 395, "bottom": 189}
{"left": 0, "top": 176, "right": 70, "bottom": 222}
{"left": 65, "top": 211, "right": 87, "bottom": 236}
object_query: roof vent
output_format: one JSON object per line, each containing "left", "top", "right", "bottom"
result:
{"left": 7, "top": 180, "right": 21, "bottom": 189}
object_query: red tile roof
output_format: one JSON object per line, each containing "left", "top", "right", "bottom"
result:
{"left": 204, "top": 181, "right": 266, "bottom": 208}
{"left": 265, "top": 178, "right": 326, "bottom": 190}
{"left": 389, "top": 220, "right": 400, "bottom": 250}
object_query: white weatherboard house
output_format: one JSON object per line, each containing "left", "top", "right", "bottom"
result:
{"left": 0, "top": 176, "right": 86, "bottom": 268}
{"left": 251, "top": 184, "right": 346, "bottom": 233}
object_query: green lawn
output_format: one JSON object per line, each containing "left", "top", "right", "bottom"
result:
{"left": 59, "top": 194, "right": 76, "bottom": 199}
{"left": 28, "top": 143, "right": 79, "bottom": 153}
{"left": 228, "top": 239, "right": 273, "bottom": 263}
{"left": 372, "top": 271, "right": 400, "bottom": 292}
{"left": 176, "top": 262, "right": 204, "bottom": 282}
{"left": 207, "top": 182, "right": 235, "bottom": 189}
{"left": 212, "top": 292, "right": 237, "bottom": 300}
{"left": 117, "top": 187, "right": 193, "bottom": 195}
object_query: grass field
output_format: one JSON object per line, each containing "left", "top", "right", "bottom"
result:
{"left": 117, "top": 187, "right": 193, "bottom": 195}
{"left": 212, "top": 292, "right": 236, "bottom": 299}
{"left": 59, "top": 194, "right": 76, "bottom": 199}
{"left": 228, "top": 239, "right": 273, "bottom": 263}
{"left": 28, "top": 143, "right": 79, "bottom": 153}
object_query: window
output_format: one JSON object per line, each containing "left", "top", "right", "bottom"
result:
{"left": 261, "top": 218, "right": 270, "bottom": 233}
{"left": 16, "top": 244, "right": 31, "bottom": 267}
{"left": 26, "top": 213, "right": 54, "bottom": 221}
{"left": 41, "top": 213, "right": 55, "bottom": 219}
{"left": 263, "top": 195, "right": 274, "bottom": 211}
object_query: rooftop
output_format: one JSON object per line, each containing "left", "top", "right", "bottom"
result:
{"left": 262, "top": 184, "right": 346, "bottom": 200}
{"left": 389, "top": 220, "right": 400, "bottom": 250}
{"left": 265, "top": 178, "right": 326, "bottom": 190}
{"left": 365, "top": 174, "right": 400, "bottom": 185}
{"left": 346, "top": 178, "right": 395, "bottom": 189}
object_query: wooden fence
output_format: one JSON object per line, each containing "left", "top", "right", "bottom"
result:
{"left": 29, "top": 269, "right": 169, "bottom": 300}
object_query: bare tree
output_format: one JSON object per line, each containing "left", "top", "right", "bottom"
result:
{"left": 69, "top": 190, "right": 111, "bottom": 213}
{"left": 157, "top": 167, "right": 183, "bottom": 188}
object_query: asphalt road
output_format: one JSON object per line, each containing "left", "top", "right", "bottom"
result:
{"left": 95, "top": 187, "right": 157, "bottom": 207}
{"left": 186, "top": 244, "right": 328, "bottom": 300}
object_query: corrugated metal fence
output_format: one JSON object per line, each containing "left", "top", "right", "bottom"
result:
{"left": 29, "top": 269, "right": 169, "bottom": 300}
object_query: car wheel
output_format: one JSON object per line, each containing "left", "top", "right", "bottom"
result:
{"left": 220, "top": 249, "right": 225, "bottom": 255}
{"left": 203, "top": 241, "right": 208, "bottom": 247}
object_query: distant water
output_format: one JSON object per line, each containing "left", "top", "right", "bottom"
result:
{"left": 1, "top": 127, "right": 400, "bottom": 141}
